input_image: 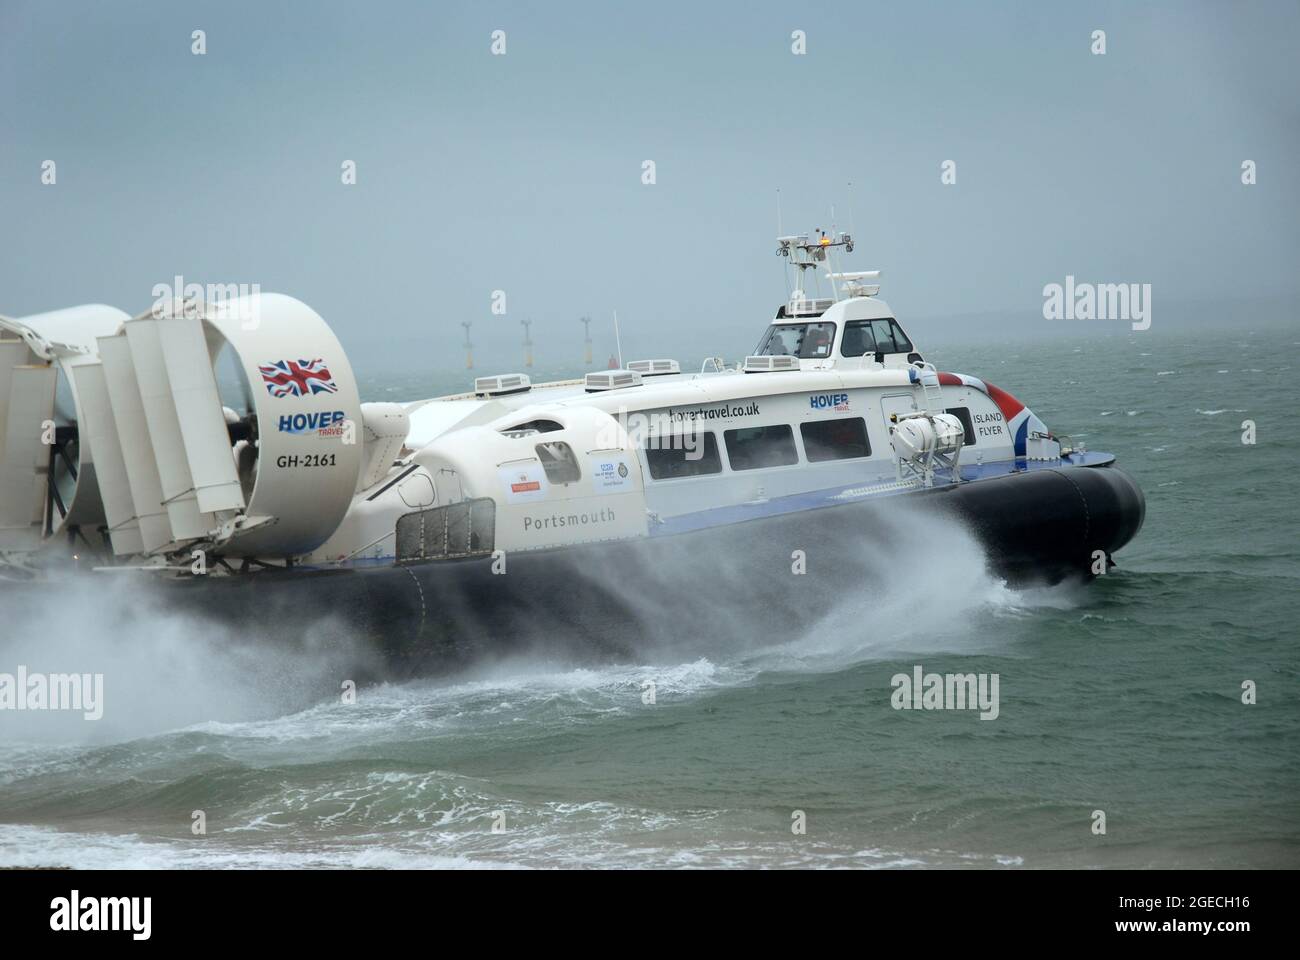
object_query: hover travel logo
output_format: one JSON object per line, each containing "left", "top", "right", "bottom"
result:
{"left": 277, "top": 410, "right": 348, "bottom": 437}
{"left": 809, "top": 393, "right": 850, "bottom": 412}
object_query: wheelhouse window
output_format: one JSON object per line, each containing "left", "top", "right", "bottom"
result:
{"left": 724, "top": 425, "right": 799, "bottom": 471}
{"left": 800, "top": 417, "right": 871, "bottom": 462}
{"left": 754, "top": 322, "right": 837, "bottom": 359}
{"left": 944, "top": 407, "right": 976, "bottom": 446}
{"left": 535, "top": 441, "right": 581, "bottom": 483}
{"left": 839, "top": 319, "right": 913, "bottom": 357}
{"left": 643, "top": 432, "right": 722, "bottom": 480}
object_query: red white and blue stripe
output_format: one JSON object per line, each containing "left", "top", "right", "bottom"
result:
{"left": 937, "top": 371, "right": 1047, "bottom": 458}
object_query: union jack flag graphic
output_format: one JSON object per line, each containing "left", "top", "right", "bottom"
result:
{"left": 259, "top": 359, "right": 338, "bottom": 398}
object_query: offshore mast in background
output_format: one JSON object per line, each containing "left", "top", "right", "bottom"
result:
{"left": 580, "top": 316, "right": 592, "bottom": 365}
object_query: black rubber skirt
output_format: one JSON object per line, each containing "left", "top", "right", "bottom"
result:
{"left": 149, "top": 464, "right": 1144, "bottom": 677}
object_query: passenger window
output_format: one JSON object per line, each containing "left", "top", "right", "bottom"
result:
{"left": 724, "top": 425, "right": 799, "bottom": 471}
{"left": 535, "top": 441, "right": 581, "bottom": 483}
{"left": 643, "top": 432, "right": 722, "bottom": 480}
{"left": 800, "top": 418, "right": 871, "bottom": 462}
{"left": 944, "top": 407, "right": 976, "bottom": 446}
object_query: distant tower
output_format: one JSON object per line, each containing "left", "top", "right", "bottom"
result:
{"left": 461, "top": 320, "right": 473, "bottom": 370}
{"left": 521, "top": 318, "right": 533, "bottom": 368}
{"left": 580, "top": 316, "right": 592, "bottom": 365}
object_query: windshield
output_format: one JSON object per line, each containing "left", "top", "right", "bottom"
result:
{"left": 754, "top": 322, "right": 836, "bottom": 359}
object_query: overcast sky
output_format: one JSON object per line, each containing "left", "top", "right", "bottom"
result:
{"left": 2, "top": 0, "right": 1296, "bottom": 373}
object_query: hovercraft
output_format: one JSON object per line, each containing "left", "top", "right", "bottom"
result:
{"left": 0, "top": 233, "right": 1143, "bottom": 675}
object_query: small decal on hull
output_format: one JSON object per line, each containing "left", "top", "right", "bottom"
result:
{"left": 590, "top": 456, "right": 633, "bottom": 493}
{"left": 499, "top": 463, "right": 547, "bottom": 502}
{"left": 973, "top": 411, "right": 1006, "bottom": 439}
{"left": 277, "top": 410, "right": 347, "bottom": 437}
{"left": 260, "top": 359, "right": 338, "bottom": 398}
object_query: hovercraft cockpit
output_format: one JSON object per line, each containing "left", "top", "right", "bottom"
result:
{"left": 754, "top": 232, "right": 923, "bottom": 372}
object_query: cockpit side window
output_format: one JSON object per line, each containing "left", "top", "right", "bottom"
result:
{"left": 755, "top": 322, "right": 837, "bottom": 359}
{"left": 840, "top": 321, "right": 878, "bottom": 357}
{"left": 872, "top": 319, "right": 913, "bottom": 353}
{"left": 840, "top": 319, "right": 912, "bottom": 357}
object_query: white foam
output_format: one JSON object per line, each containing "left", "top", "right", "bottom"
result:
{"left": 0, "top": 823, "right": 497, "bottom": 870}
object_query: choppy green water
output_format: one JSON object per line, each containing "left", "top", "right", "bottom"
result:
{"left": 1, "top": 326, "right": 1297, "bottom": 868}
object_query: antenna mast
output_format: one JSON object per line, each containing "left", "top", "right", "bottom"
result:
{"left": 775, "top": 230, "right": 857, "bottom": 305}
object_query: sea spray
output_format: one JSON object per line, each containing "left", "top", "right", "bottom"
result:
{"left": 0, "top": 576, "right": 370, "bottom": 745}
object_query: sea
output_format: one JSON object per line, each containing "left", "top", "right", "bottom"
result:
{"left": 1, "top": 324, "right": 1297, "bottom": 868}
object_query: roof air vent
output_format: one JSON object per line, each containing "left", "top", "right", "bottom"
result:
{"left": 474, "top": 373, "right": 532, "bottom": 397}
{"left": 584, "top": 370, "right": 643, "bottom": 392}
{"left": 742, "top": 355, "right": 801, "bottom": 373}
{"left": 784, "top": 297, "right": 835, "bottom": 317}
{"left": 626, "top": 359, "right": 680, "bottom": 377}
